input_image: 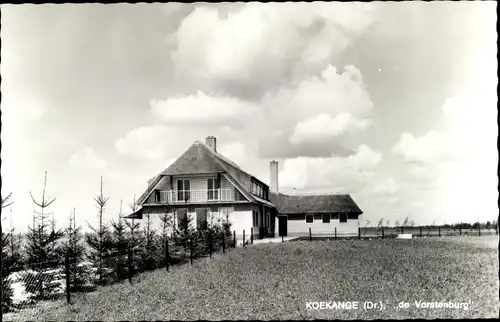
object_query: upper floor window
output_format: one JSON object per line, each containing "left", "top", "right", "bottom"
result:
{"left": 207, "top": 178, "right": 220, "bottom": 200}
{"left": 251, "top": 180, "right": 268, "bottom": 199}
{"left": 339, "top": 213, "right": 348, "bottom": 223}
{"left": 177, "top": 179, "right": 190, "bottom": 202}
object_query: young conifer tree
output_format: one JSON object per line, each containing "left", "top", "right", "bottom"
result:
{"left": 158, "top": 203, "right": 174, "bottom": 268}
{"left": 64, "top": 208, "right": 89, "bottom": 291}
{"left": 142, "top": 207, "right": 158, "bottom": 271}
{"left": 1, "top": 192, "right": 15, "bottom": 313}
{"left": 85, "top": 177, "right": 113, "bottom": 286}
{"left": 110, "top": 201, "right": 128, "bottom": 281}
{"left": 24, "top": 172, "right": 65, "bottom": 300}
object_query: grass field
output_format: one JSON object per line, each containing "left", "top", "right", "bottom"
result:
{"left": 5, "top": 235, "right": 498, "bottom": 320}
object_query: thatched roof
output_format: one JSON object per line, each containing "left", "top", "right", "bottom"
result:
{"left": 270, "top": 192, "right": 363, "bottom": 214}
{"left": 136, "top": 141, "right": 259, "bottom": 205}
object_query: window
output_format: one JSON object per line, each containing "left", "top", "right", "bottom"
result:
{"left": 306, "top": 214, "right": 314, "bottom": 223}
{"left": 154, "top": 190, "right": 161, "bottom": 203}
{"left": 207, "top": 178, "right": 220, "bottom": 200}
{"left": 252, "top": 210, "right": 259, "bottom": 227}
{"left": 322, "top": 214, "right": 330, "bottom": 223}
{"left": 340, "top": 213, "right": 347, "bottom": 223}
{"left": 177, "top": 180, "right": 190, "bottom": 202}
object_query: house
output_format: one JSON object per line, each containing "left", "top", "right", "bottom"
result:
{"left": 125, "top": 136, "right": 363, "bottom": 240}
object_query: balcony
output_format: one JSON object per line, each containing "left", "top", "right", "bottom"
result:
{"left": 154, "top": 189, "right": 235, "bottom": 204}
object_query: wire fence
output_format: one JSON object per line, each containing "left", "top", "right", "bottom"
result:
{"left": 2, "top": 231, "right": 236, "bottom": 321}
{"left": 277, "top": 225, "right": 499, "bottom": 241}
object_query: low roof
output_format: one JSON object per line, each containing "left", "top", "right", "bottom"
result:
{"left": 270, "top": 192, "right": 363, "bottom": 214}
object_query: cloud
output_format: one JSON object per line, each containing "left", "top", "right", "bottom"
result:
{"left": 370, "top": 177, "right": 400, "bottom": 195}
{"left": 218, "top": 141, "right": 248, "bottom": 167}
{"left": 259, "top": 64, "right": 373, "bottom": 157}
{"left": 69, "top": 147, "right": 107, "bottom": 169}
{"left": 289, "top": 113, "right": 371, "bottom": 144}
{"left": 391, "top": 95, "right": 498, "bottom": 223}
{"left": 170, "top": 3, "right": 376, "bottom": 97}
{"left": 391, "top": 131, "right": 451, "bottom": 164}
{"left": 150, "top": 91, "right": 261, "bottom": 126}
{"left": 278, "top": 144, "right": 382, "bottom": 193}
{"left": 393, "top": 96, "right": 497, "bottom": 166}
{"left": 115, "top": 125, "right": 176, "bottom": 161}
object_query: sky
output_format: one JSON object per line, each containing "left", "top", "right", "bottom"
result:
{"left": 1, "top": 2, "right": 498, "bottom": 231}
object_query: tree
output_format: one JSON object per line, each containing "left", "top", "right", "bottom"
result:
{"left": 85, "top": 177, "right": 113, "bottom": 286}
{"left": 141, "top": 207, "right": 158, "bottom": 270}
{"left": 24, "top": 172, "right": 65, "bottom": 301}
{"left": 485, "top": 221, "right": 492, "bottom": 230}
{"left": 394, "top": 220, "right": 400, "bottom": 227}
{"left": 124, "top": 195, "right": 142, "bottom": 275}
{"left": 110, "top": 201, "right": 129, "bottom": 281}
{"left": 1, "top": 192, "right": 16, "bottom": 313}
{"left": 402, "top": 216, "right": 410, "bottom": 228}
{"left": 158, "top": 203, "right": 174, "bottom": 268}
{"left": 172, "top": 211, "right": 196, "bottom": 256}
{"left": 64, "top": 208, "right": 90, "bottom": 292}
{"left": 385, "top": 219, "right": 390, "bottom": 227}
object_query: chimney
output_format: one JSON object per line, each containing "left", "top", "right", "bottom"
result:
{"left": 270, "top": 160, "right": 279, "bottom": 194}
{"left": 205, "top": 136, "right": 217, "bottom": 152}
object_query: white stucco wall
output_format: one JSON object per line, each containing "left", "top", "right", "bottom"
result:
{"left": 287, "top": 216, "right": 359, "bottom": 236}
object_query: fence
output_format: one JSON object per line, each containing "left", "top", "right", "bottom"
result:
{"left": 1, "top": 231, "right": 235, "bottom": 321}
{"left": 279, "top": 225, "right": 498, "bottom": 241}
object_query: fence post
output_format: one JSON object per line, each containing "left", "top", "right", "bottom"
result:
{"left": 251, "top": 228, "right": 254, "bottom": 244}
{"left": 309, "top": 227, "right": 312, "bottom": 241}
{"left": 478, "top": 224, "right": 481, "bottom": 236}
{"left": 459, "top": 225, "right": 462, "bottom": 236}
{"left": 381, "top": 226, "right": 384, "bottom": 239}
{"left": 233, "top": 231, "right": 236, "bottom": 248}
{"left": 496, "top": 224, "right": 498, "bottom": 235}
{"left": 165, "top": 239, "right": 169, "bottom": 272}
{"left": 420, "top": 226, "right": 422, "bottom": 238}
{"left": 243, "top": 230, "right": 246, "bottom": 248}
{"left": 190, "top": 239, "right": 193, "bottom": 265}
{"left": 222, "top": 232, "right": 226, "bottom": 254}
{"left": 358, "top": 227, "right": 361, "bottom": 240}
{"left": 438, "top": 226, "right": 441, "bottom": 237}
{"left": 65, "top": 252, "right": 71, "bottom": 304}
{"left": 401, "top": 226, "right": 404, "bottom": 234}
{"left": 335, "top": 227, "right": 337, "bottom": 240}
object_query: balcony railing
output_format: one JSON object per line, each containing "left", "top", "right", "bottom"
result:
{"left": 155, "top": 189, "right": 235, "bottom": 204}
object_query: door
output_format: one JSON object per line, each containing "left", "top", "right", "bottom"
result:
{"left": 278, "top": 215, "right": 288, "bottom": 237}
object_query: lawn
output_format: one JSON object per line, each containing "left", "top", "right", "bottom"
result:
{"left": 6, "top": 235, "right": 499, "bottom": 320}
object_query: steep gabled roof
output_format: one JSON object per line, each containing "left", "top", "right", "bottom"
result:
{"left": 270, "top": 192, "right": 363, "bottom": 214}
{"left": 136, "top": 141, "right": 263, "bottom": 205}
{"left": 161, "top": 141, "right": 226, "bottom": 175}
